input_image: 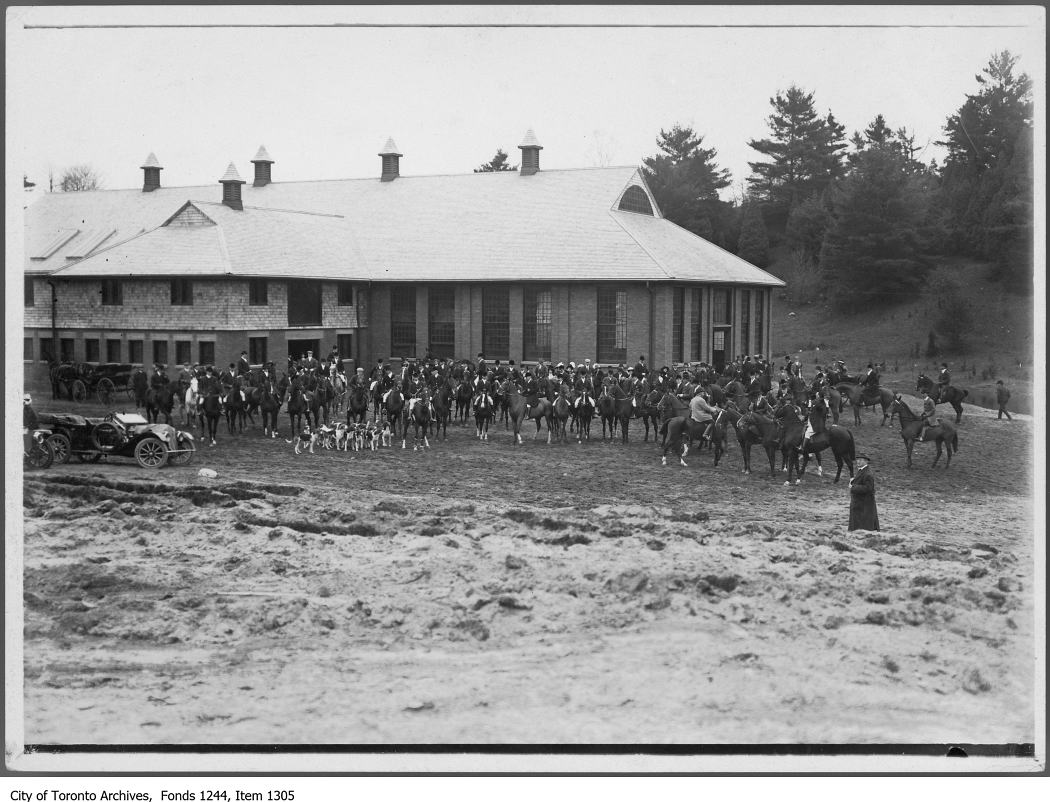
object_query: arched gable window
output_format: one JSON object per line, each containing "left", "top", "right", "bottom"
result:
{"left": 617, "top": 185, "right": 654, "bottom": 216}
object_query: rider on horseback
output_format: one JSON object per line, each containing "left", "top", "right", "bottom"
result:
{"left": 150, "top": 363, "right": 169, "bottom": 390}
{"left": 690, "top": 387, "right": 717, "bottom": 446}
{"left": 937, "top": 362, "right": 951, "bottom": 397}
{"left": 918, "top": 389, "right": 937, "bottom": 441}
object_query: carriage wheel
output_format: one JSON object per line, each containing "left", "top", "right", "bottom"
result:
{"left": 96, "top": 378, "right": 116, "bottom": 405}
{"left": 25, "top": 440, "right": 54, "bottom": 470}
{"left": 71, "top": 380, "right": 87, "bottom": 404}
{"left": 134, "top": 437, "right": 169, "bottom": 469}
{"left": 45, "top": 432, "right": 72, "bottom": 465}
{"left": 169, "top": 437, "right": 196, "bottom": 466}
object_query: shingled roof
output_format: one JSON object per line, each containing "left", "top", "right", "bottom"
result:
{"left": 26, "top": 166, "right": 785, "bottom": 287}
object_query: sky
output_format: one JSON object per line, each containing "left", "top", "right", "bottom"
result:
{"left": 6, "top": 5, "right": 1045, "bottom": 202}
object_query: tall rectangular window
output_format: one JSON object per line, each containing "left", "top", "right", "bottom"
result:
{"left": 287, "top": 279, "right": 322, "bottom": 326}
{"left": 672, "top": 287, "right": 684, "bottom": 364}
{"left": 60, "top": 338, "right": 75, "bottom": 362}
{"left": 24, "top": 338, "right": 33, "bottom": 361}
{"left": 523, "top": 287, "right": 552, "bottom": 362}
{"left": 40, "top": 337, "right": 53, "bottom": 362}
{"left": 390, "top": 286, "right": 417, "bottom": 358}
{"left": 597, "top": 287, "right": 627, "bottom": 364}
{"left": 85, "top": 338, "right": 100, "bottom": 363}
{"left": 741, "top": 290, "right": 750, "bottom": 357}
{"left": 152, "top": 340, "right": 168, "bottom": 366}
{"left": 249, "top": 337, "right": 267, "bottom": 365}
{"left": 106, "top": 339, "right": 121, "bottom": 363}
{"left": 755, "top": 290, "right": 764, "bottom": 356}
{"left": 25, "top": 277, "right": 34, "bottom": 307}
{"left": 337, "top": 334, "right": 353, "bottom": 362}
{"left": 171, "top": 279, "right": 193, "bottom": 306}
{"left": 337, "top": 282, "right": 354, "bottom": 306}
{"left": 101, "top": 279, "right": 123, "bottom": 306}
{"left": 690, "top": 288, "right": 702, "bottom": 363}
{"left": 129, "top": 340, "right": 144, "bottom": 364}
{"left": 249, "top": 280, "right": 268, "bottom": 306}
{"left": 482, "top": 285, "right": 510, "bottom": 360}
{"left": 175, "top": 340, "right": 191, "bottom": 365}
{"left": 198, "top": 341, "right": 214, "bottom": 366}
{"left": 712, "top": 287, "right": 731, "bottom": 324}
{"left": 428, "top": 285, "right": 456, "bottom": 360}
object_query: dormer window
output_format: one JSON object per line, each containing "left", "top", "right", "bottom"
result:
{"left": 618, "top": 186, "right": 654, "bottom": 216}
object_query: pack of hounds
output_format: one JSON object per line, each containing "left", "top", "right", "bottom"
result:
{"left": 286, "top": 420, "right": 395, "bottom": 455}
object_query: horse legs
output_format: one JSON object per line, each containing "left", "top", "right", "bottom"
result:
{"left": 904, "top": 439, "right": 914, "bottom": 469}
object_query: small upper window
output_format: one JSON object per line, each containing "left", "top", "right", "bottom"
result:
{"left": 618, "top": 185, "right": 654, "bottom": 216}
{"left": 337, "top": 282, "right": 354, "bottom": 306}
{"left": 249, "top": 279, "right": 268, "bottom": 306}
{"left": 171, "top": 279, "right": 193, "bottom": 306}
{"left": 101, "top": 279, "right": 123, "bottom": 306}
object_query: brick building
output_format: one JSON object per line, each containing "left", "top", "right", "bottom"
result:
{"left": 22, "top": 133, "right": 784, "bottom": 385}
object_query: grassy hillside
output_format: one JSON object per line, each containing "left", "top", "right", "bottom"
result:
{"left": 768, "top": 255, "right": 1036, "bottom": 414}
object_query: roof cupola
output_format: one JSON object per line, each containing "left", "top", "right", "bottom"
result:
{"left": 251, "top": 145, "right": 274, "bottom": 187}
{"left": 518, "top": 129, "right": 542, "bottom": 176}
{"left": 219, "top": 162, "right": 246, "bottom": 210}
{"left": 379, "top": 137, "right": 402, "bottom": 182}
{"left": 140, "top": 152, "right": 163, "bottom": 192}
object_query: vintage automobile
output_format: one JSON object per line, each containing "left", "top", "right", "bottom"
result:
{"left": 38, "top": 411, "right": 196, "bottom": 469}
{"left": 24, "top": 429, "right": 54, "bottom": 469}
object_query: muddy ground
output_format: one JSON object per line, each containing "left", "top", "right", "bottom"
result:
{"left": 19, "top": 395, "right": 1036, "bottom": 745}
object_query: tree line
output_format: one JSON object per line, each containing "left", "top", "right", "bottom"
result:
{"left": 636, "top": 51, "right": 1034, "bottom": 311}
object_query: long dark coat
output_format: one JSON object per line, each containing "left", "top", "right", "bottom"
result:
{"left": 848, "top": 466, "right": 880, "bottom": 531}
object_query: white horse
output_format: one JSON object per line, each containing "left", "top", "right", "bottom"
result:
{"left": 183, "top": 376, "right": 200, "bottom": 429}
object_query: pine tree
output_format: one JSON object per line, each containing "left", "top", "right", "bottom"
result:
{"left": 746, "top": 86, "right": 848, "bottom": 230}
{"left": 643, "top": 124, "right": 732, "bottom": 243}
{"left": 737, "top": 202, "right": 770, "bottom": 268}
{"left": 474, "top": 149, "right": 517, "bottom": 173}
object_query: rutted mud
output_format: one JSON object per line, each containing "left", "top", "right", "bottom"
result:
{"left": 20, "top": 396, "right": 1034, "bottom": 744}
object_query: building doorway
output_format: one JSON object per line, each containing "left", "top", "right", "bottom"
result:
{"left": 712, "top": 327, "right": 731, "bottom": 373}
{"left": 288, "top": 338, "right": 320, "bottom": 365}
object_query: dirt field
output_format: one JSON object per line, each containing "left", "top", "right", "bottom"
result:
{"left": 18, "top": 394, "right": 1036, "bottom": 745}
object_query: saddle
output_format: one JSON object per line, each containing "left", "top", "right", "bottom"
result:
{"left": 860, "top": 384, "right": 881, "bottom": 402}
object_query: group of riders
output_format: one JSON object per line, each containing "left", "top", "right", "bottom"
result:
{"left": 133, "top": 342, "right": 956, "bottom": 448}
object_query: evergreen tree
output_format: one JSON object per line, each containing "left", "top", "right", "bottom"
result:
{"left": 746, "top": 86, "right": 848, "bottom": 230}
{"left": 643, "top": 124, "right": 732, "bottom": 243}
{"left": 819, "top": 143, "right": 931, "bottom": 312}
{"left": 737, "top": 202, "right": 770, "bottom": 268}
{"left": 785, "top": 194, "right": 830, "bottom": 264}
{"left": 474, "top": 149, "right": 517, "bottom": 173}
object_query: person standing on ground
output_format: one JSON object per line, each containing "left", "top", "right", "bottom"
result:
{"left": 848, "top": 454, "right": 879, "bottom": 531}
{"left": 995, "top": 380, "right": 1013, "bottom": 421}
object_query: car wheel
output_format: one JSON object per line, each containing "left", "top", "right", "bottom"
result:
{"left": 25, "top": 441, "right": 54, "bottom": 470}
{"left": 134, "top": 437, "right": 169, "bottom": 469}
{"left": 169, "top": 436, "right": 196, "bottom": 466}
{"left": 46, "top": 432, "right": 72, "bottom": 464}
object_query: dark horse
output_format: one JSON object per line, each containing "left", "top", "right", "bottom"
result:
{"left": 473, "top": 383, "right": 495, "bottom": 440}
{"left": 259, "top": 379, "right": 281, "bottom": 438}
{"left": 834, "top": 382, "right": 894, "bottom": 426}
{"left": 131, "top": 369, "right": 149, "bottom": 409}
{"left": 431, "top": 381, "right": 453, "bottom": 441}
{"left": 551, "top": 387, "right": 573, "bottom": 444}
{"left": 223, "top": 380, "right": 248, "bottom": 434}
{"left": 574, "top": 388, "right": 596, "bottom": 443}
{"left": 286, "top": 384, "right": 310, "bottom": 435}
{"left": 892, "top": 395, "right": 959, "bottom": 469}
{"left": 407, "top": 388, "right": 433, "bottom": 450}
{"left": 308, "top": 376, "right": 335, "bottom": 428}
{"left": 600, "top": 380, "right": 635, "bottom": 444}
{"left": 382, "top": 383, "right": 406, "bottom": 443}
{"left": 916, "top": 374, "right": 968, "bottom": 424}
{"left": 454, "top": 380, "right": 474, "bottom": 426}
{"left": 346, "top": 382, "right": 370, "bottom": 425}
{"left": 499, "top": 380, "right": 531, "bottom": 445}
{"left": 656, "top": 393, "right": 709, "bottom": 467}
{"left": 774, "top": 402, "right": 855, "bottom": 485}
{"left": 145, "top": 384, "right": 176, "bottom": 424}
{"left": 736, "top": 411, "right": 780, "bottom": 477}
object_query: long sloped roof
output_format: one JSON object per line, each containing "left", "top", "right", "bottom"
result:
{"left": 28, "top": 166, "right": 784, "bottom": 286}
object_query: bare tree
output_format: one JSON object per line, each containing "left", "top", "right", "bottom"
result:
{"left": 586, "top": 130, "right": 617, "bottom": 167}
{"left": 59, "top": 164, "right": 103, "bottom": 192}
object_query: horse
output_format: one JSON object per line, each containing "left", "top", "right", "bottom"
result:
{"left": 891, "top": 395, "right": 959, "bottom": 469}
{"left": 916, "top": 374, "right": 969, "bottom": 424}
{"left": 656, "top": 393, "right": 709, "bottom": 466}
{"left": 786, "top": 375, "right": 808, "bottom": 406}
{"left": 49, "top": 361, "right": 81, "bottom": 401}
{"left": 286, "top": 384, "right": 309, "bottom": 435}
{"left": 735, "top": 411, "right": 780, "bottom": 477}
{"left": 600, "top": 380, "right": 635, "bottom": 444}
{"left": 835, "top": 382, "right": 894, "bottom": 426}
{"left": 308, "top": 376, "right": 335, "bottom": 428}
{"left": 551, "top": 387, "right": 573, "bottom": 444}
{"left": 473, "top": 385, "right": 495, "bottom": 440}
{"left": 406, "top": 387, "right": 433, "bottom": 450}
{"left": 774, "top": 402, "right": 856, "bottom": 485}
{"left": 431, "top": 381, "right": 453, "bottom": 441}
{"left": 382, "top": 383, "right": 406, "bottom": 441}
{"left": 222, "top": 379, "right": 249, "bottom": 434}
{"left": 724, "top": 379, "right": 749, "bottom": 409}
{"left": 574, "top": 388, "right": 595, "bottom": 443}
{"left": 145, "top": 384, "right": 176, "bottom": 425}
{"left": 199, "top": 391, "right": 223, "bottom": 446}
{"left": 346, "top": 382, "right": 370, "bottom": 425}
{"left": 329, "top": 369, "right": 348, "bottom": 414}
{"left": 454, "top": 380, "right": 474, "bottom": 425}
{"left": 182, "top": 376, "right": 200, "bottom": 429}
{"left": 259, "top": 380, "right": 281, "bottom": 438}
{"left": 499, "top": 380, "right": 530, "bottom": 445}
{"left": 710, "top": 403, "right": 743, "bottom": 468}
{"left": 131, "top": 369, "right": 149, "bottom": 409}
{"left": 523, "top": 387, "right": 555, "bottom": 444}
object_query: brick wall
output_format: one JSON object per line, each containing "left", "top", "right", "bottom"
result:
{"left": 566, "top": 284, "right": 597, "bottom": 363}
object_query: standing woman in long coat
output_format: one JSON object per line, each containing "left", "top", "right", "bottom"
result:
{"left": 848, "top": 454, "right": 880, "bottom": 531}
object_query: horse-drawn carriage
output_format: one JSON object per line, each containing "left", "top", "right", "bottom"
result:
{"left": 37, "top": 411, "right": 195, "bottom": 468}
{"left": 54, "top": 362, "right": 139, "bottom": 405}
